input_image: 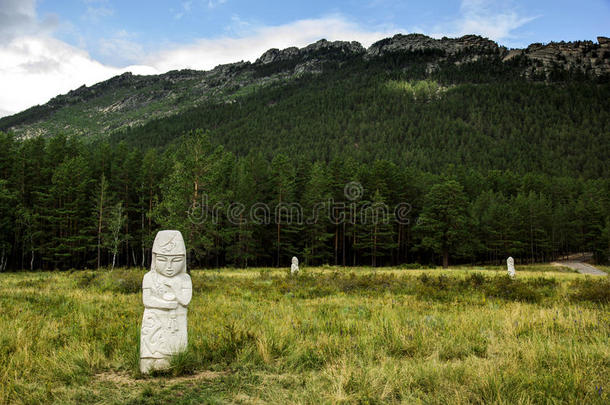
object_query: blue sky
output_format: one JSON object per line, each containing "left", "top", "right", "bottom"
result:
{"left": 1, "top": 0, "right": 609, "bottom": 116}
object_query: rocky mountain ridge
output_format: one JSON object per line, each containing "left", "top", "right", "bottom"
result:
{"left": 509, "top": 36, "right": 610, "bottom": 77}
{"left": 367, "top": 34, "right": 501, "bottom": 57}
{"left": 256, "top": 33, "right": 610, "bottom": 76}
{"left": 2, "top": 33, "right": 608, "bottom": 139}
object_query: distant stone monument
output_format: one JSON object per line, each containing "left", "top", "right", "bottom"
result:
{"left": 291, "top": 256, "right": 299, "bottom": 275}
{"left": 140, "top": 230, "right": 192, "bottom": 374}
{"left": 507, "top": 256, "right": 516, "bottom": 278}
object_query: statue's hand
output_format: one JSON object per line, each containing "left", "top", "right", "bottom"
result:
{"left": 162, "top": 292, "right": 176, "bottom": 301}
{"left": 164, "top": 280, "right": 180, "bottom": 293}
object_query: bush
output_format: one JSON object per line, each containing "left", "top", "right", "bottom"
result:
{"left": 76, "top": 269, "right": 143, "bottom": 294}
{"left": 569, "top": 278, "right": 610, "bottom": 303}
{"left": 113, "top": 275, "right": 141, "bottom": 294}
{"left": 467, "top": 272, "right": 485, "bottom": 286}
{"left": 482, "top": 276, "right": 551, "bottom": 303}
{"left": 76, "top": 271, "right": 97, "bottom": 288}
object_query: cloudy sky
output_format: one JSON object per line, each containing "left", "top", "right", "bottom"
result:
{"left": 1, "top": 0, "right": 608, "bottom": 117}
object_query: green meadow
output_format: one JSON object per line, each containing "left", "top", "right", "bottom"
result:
{"left": 0, "top": 266, "right": 608, "bottom": 404}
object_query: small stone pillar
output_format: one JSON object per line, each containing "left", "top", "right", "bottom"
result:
{"left": 291, "top": 256, "right": 299, "bottom": 275}
{"left": 507, "top": 256, "right": 516, "bottom": 278}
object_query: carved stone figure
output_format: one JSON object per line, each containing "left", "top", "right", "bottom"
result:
{"left": 507, "top": 256, "right": 516, "bottom": 278}
{"left": 291, "top": 256, "right": 299, "bottom": 275}
{"left": 140, "top": 230, "right": 192, "bottom": 374}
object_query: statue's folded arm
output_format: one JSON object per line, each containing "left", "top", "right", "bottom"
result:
{"left": 143, "top": 288, "right": 178, "bottom": 309}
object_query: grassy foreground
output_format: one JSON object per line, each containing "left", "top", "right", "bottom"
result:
{"left": 0, "top": 266, "right": 608, "bottom": 404}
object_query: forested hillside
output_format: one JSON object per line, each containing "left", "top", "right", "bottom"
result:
{"left": 0, "top": 35, "right": 609, "bottom": 270}
{"left": 112, "top": 62, "right": 610, "bottom": 179}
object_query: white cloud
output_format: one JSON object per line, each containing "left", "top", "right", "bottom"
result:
{"left": 83, "top": 4, "right": 114, "bottom": 23}
{"left": 0, "top": 0, "right": 155, "bottom": 117}
{"left": 0, "top": 0, "right": 57, "bottom": 41}
{"left": 173, "top": 1, "right": 193, "bottom": 20}
{"left": 98, "top": 30, "right": 146, "bottom": 66}
{"left": 423, "top": 0, "right": 537, "bottom": 45}
{"left": 146, "top": 16, "right": 400, "bottom": 72}
{"left": 207, "top": 0, "right": 227, "bottom": 9}
{"left": 0, "top": 36, "right": 156, "bottom": 117}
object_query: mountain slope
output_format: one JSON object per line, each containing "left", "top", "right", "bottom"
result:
{"left": 110, "top": 67, "right": 610, "bottom": 179}
{"left": 1, "top": 34, "right": 609, "bottom": 139}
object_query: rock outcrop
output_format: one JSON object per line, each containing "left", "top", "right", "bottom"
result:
{"left": 366, "top": 34, "right": 502, "bottom": 58}
{"left": 301, "top": 39, "right": 365, "bottom": 56}
{"left": 365, "top": 33, "right": 610, "bottom": 79}
{"left": 256, "top": 39, "right": 365, "bottom": 65}
{"left": 504, "top": 37, "right": 610, "bottom": 78}
{"left": 257, "top": 47, "right": 300, "bottom": 64}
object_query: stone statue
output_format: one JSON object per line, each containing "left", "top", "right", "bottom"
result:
{"left": 507, "top": 256, "right": 516, "bottom": 278}
{"left": 291, "top": 256, "right": 299, "bottom": 275}
{"left": 140, "top": 230, "right": 192, "bottom": 374}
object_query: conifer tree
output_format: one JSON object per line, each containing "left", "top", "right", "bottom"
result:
{"left": 154, "top": 130, "right": 229, "bottom": 265}
{"left": 415, "top": 180, "right": 470, "bottom": 268}
{"left": 226, "top": 159, "right": 257, "bottom": 267}
{"left": 270, "top": 153, "right": 296, "bottom": 266}
{"left": 354, "top": 189, "right": 397, "bottom": 266}
{"left": 0, "top": 180, "right": 15, "bottom": 272}
{"left": 302, "top": 162, "right": 333, "bottom": 265}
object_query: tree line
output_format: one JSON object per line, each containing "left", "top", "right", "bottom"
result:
{"left": 0, "top": 130, "right": 608, "bottom": 271}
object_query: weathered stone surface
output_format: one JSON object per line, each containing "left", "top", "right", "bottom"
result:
{"left": 507, "top": 257, "right": 516, "bottom": 278}
{"left": 140, "top": 230, "right": 192, "bottom": 374}
{"left": 502, "top": 49, "right": 523, "bottom": 62}
{"left": 256, "top": 40, "right": 365, "bottom": 65}
{"left": 365, "top": 33, "right": 610, "bottom": 79}
{"left": 366, "top": 34, "right": 500, "bottom": 58}
{"left": 256, "top": 47, "right": 300, "bottom": 64}
{"left": 522, "top": 38, "right": 610, "bottom": 78}
{"left": 301, "top": 39, "right": 365, "bottom": 55}
{"left": 291, "top": 256, "right": 299, "bottom": 275}
{"left": 294, "top": 59, "right": 323, "bottom": 75}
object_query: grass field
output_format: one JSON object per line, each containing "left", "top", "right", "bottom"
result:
{"left": 0, "top": 266, "right": 608, "bottom": 404}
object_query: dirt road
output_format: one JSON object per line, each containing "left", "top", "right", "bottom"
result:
{"left": 553, "top": 261, "right": 607, "bottom": 276}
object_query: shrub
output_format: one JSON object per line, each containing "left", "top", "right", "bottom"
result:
{"left": 482, "top": 276, "right": 557, "bottom": 303}
{"left": 569, "top": 278, "right": 610, "bottom": 303}
{"left": 467, "top": 272, "right": 486, "bottom": 286}
{"left": 76, "top": 271, "right": 97, "bottom": 288}
{"left": 113, "top": 275, "right": 141, "bottom": 294}
{"left": 76, "top": 269, "right": 143, "bottom": 294}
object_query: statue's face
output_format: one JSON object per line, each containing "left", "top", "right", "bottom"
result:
{"left": 155, "top": 254, "right": 185, "bottom": 277}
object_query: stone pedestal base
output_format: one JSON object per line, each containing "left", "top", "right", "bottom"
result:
{"left": 140, "top": 358, "right": 171, "bottom": 374}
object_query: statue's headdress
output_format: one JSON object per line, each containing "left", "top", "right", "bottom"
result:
{"left": 152, "top": 230, "right": 186, "bottom": 256}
